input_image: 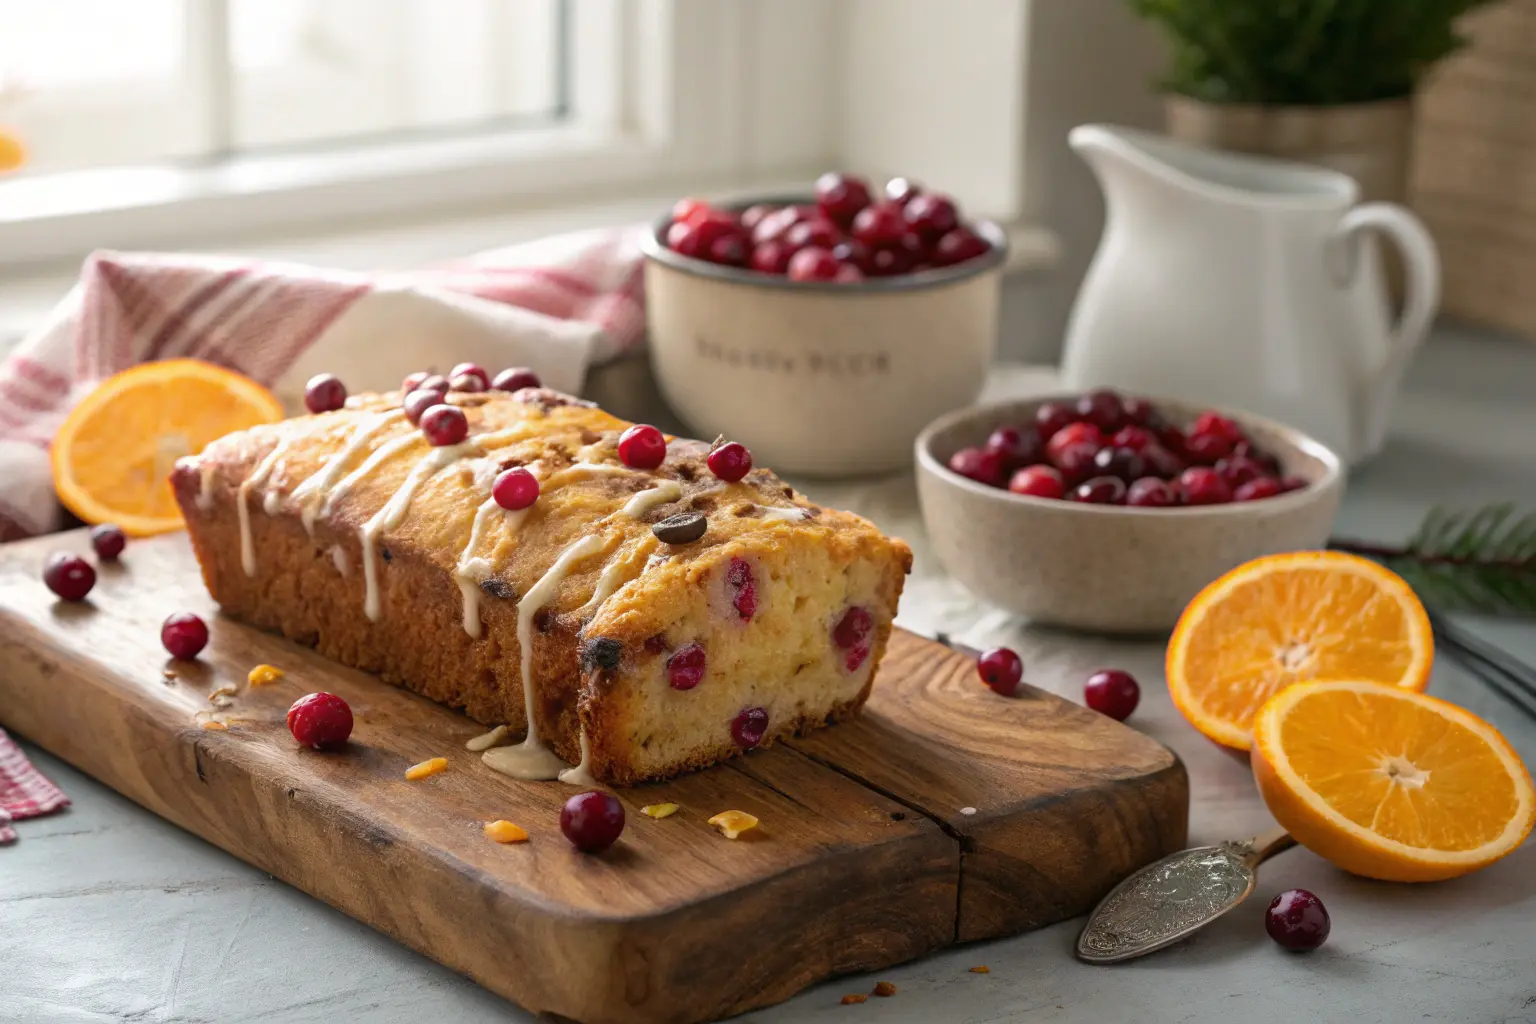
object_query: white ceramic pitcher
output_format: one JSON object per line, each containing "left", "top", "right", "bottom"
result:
{"left": 1061, "top": 124, "right": 1440, "bottom": 465}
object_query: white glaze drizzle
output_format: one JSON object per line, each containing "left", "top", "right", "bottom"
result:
{"left": 453, "top": 460, "right": 546, "bottom": 638}
{"left": 619, "top": 479, "right": 682, "bottom": 518}
{"left": 330, "top": 544, "right": 349, "bottom": 576}
{"left": 481, "top": 532, "right": 605, "bottom": 781}
{"left": 360, "top": 440, "right": 477, "bottom": 621}
{"left": 760, "top": 505, "right": 810, "bottom": 522}
{"left": 262, "top": 489, "right": 281, "bottom": 515}
{"left": 556, "top": 728, "right": 597, "bottom": 787}
{"left": 562, "top": 461, "right": 633, "bottom": 480}
{"left": 291, "top": 409, "right": 408, "bottom": 534}
{"left": 196, "top": 459, "right": 217, "bottom": 510}
{"left": 465, "top": 724, "right": 509, "bottom": 752}
{"left": 238, "top": 437, "right": 292, "bottom": 577}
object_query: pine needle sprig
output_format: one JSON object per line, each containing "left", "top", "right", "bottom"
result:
{"left": 1331, "top": 504, "right": 1536, "bottom": 617}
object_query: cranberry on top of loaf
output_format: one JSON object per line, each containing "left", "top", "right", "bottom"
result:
{"left": 172, "top": 385, "right": 912, "bottom": 785}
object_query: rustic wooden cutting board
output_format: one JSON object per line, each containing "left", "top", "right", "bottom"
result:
{"left": 0, "top": 532, "right": 1187, "bottom": 1024}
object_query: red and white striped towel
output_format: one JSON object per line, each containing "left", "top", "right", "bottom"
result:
{"left": 0, "top": 224, "right": 648, "bottom": 541}
{"left": 0, "top": 729, "right": 70, "bottom": 844}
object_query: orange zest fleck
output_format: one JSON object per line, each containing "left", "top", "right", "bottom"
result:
{"left": 708, "top": 809, "right": 759, "bottom": 839}
{"left": 872, "top": 982, "right": 897, "bottom": 997}
{"left": 247, "top": 664, "right": 284, "bottom": 686}
{"left": 404, "top": 757, "right": 448, "bottom": 781}
{"left": 641, "top": 803, "right": 679, "bottom": 819}
{"left": 840, "top": 994, "right": 868, "bottom": 1005}
{"left": 969, "top": 965, "right": 989, "bottom": 974}
{"left": 483, "top": 820, "right": 529, "bottom": 843}
{"left": 200, "top": 720, "right": 228, "bottom": 731}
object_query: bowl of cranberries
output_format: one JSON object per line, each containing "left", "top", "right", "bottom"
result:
{"left": 915, "top": 389, "right": 1343, "bottom": 633}
{"left": 640, "top": 174, "right": 1008, "bottom": 476}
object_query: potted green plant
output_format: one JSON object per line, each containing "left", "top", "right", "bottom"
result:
{"left": 1127, "top": 0, "right": 1498, "bottom": 203}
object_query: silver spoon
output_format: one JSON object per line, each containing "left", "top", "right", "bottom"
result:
{"left": 1076, "top": 826, "right": 1297, "bottom": 963}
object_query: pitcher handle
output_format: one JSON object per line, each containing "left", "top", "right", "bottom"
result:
{"left": 1334, "top": 202, "right": 1441, "bottom": 455}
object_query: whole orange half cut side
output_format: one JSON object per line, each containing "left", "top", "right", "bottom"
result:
{"left": 1253, "top": 679, "right": 1534, "bottom": 882}
{"left": 1166, "top": 551, "right": 1433, "bottom": 751}
{"left": 51, "top": 359, "right": 284, "bottom": 536}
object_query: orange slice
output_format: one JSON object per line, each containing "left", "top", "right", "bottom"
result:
{"left": 1253, "top": 680, "right": 1535, "bottom": 881}
{"left": 51, "top": 359, "right": 284, "bottom": 536}
{"left": 1166, "top": 551, "right": 1432, "bottom": 751}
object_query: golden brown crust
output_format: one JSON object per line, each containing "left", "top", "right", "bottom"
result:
{"left": 172, "top": 389, "right": 911, "bottom": 784}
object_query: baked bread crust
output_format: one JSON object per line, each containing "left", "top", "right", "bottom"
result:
{"left": 171, "top": 388, "right": 911, "bottom": 784}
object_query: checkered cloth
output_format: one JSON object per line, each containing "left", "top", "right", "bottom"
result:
{"left": 0, "top": 224, "right": 648, "bottom": 541}
{"left": 0, "top": 224, "right": 650, "bottom": 825}
{"left": 0, "top": 729, "right": 70, "bottom": 843}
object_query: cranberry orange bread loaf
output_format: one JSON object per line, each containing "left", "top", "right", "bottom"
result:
{"left": 171, "top": 385, "right": 911, "bottom": 785}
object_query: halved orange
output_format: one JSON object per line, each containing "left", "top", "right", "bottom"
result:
{"left": 1166, "top": 551, "right": 1433, "bottom": 751}
{"left": 51, "top": 359, "right": 284, "bottom": 536}
{"left": 1254, "top": 680, "right": 1534, "bottom": 882}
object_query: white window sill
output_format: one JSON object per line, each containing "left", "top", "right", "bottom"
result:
{"left": 0, "top": 181, "right": 1058, "bottom": 352}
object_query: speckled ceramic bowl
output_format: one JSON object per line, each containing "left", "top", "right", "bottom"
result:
{"left": 642, "top": 197, "right": 1008, "bottom": 477}
{"left": 915, "top": 395, "right": 1345, "bottom": 634}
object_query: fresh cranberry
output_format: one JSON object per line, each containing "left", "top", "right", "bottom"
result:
{"left": 1234, "top": 441, "right": 1284, "bottom": 476}
{"left": 1191, "top": 411, "right": 1245, "bottom": 447}
{"left": 304, "top": 373, "right": 347, "bottom": 414}
{"left": 449, "top": 363, "right": 490, "bottom": 389}
{"left": 787, "top": 246, "right": 842, "bottom": 282}
{"left": 834, "top": 264, "right": 864, "bottom": 283}
{"left": 727, "top": 557, "right": 757, "bottom": 621}
{"left": 401, "top": 371, "right": 431, "bottom": 394}
{"left": 1180, "top": 467, "right": 1233, "bottom": 505}
{"left": 815, "top": 173, "right": 873, "bottom": 227}
{"left": 749, "top": 240, "right": 794, "bottom": 275}
{"left": 866, "top": 243, "right": 916, "bottom": 277}
{"left": 1084, "top": 669, "right": 1139, "bottom": 720}
{"left": 43, "top": 552, "right": 95, "bottom": 602}
{"left": 1120, "top": 396, "right": 1159, "bottom": 425}
{"left": 1051, "top": 443, "right": 1101, "bottom": 486}
{"left": 977, "top": 647, "right": 1023, "bottom": 697}
{"left": 851, "top": 201, "right": 908, "bottom": 247}
{"left": 708, "top": 441, "right": 753, "bottom": 482}
{"left": 947, "top": 446, "right": 1006, "bottom": 487}
{"left": 1156, "top": 423, "right": 1188, "bottom": 457}
{"left": 666, "top": 643, "right": 707, "bottom": 690}
{"left": 1111, "top": 426, "right": 1156, "bottom": 452}
{"left": 449, "top": 372, "right": 486, "bottom": 393}
{"left": 934, "top": 227, "right": 989, "bottom": 266}
{"left": 1045, "top": 422, "right": 1103, "bottom": 463}
{"left": 286, "top": 691, "right": 353, "bottom": 750}
{"left": 732, "top": 706, "right": 769, "bottom": 748}
{"left": 1265, "top": 889, "right": 1330, "bottom": 951}
{"left": 492, "top": 467, "right": 539, "bottom": 511}
{"left": 161, "top": 611, "right": 209, "bottom": 659}
{"left": 1126, "top": 477, "right": 1176, "bottom": 507}
{"left": 903, "top": 193, "right": 959, "bottom": 243}
{"left": 403, "top": 387, "right": 446, "bottom": 425}
{"left": 984, "top": 425, "right": 1043, "bottom": 469}
{"left": 90, "top": 523, "right": 127, "bottom": 561}
{"left": 671, "top": 197, "right": 713, "bottom": 227}
{"left": 1279, "top": 475, "right": 1310, "bottom": 493}
{"left": 785, "top": 218, "right": 842, "bottom": 251}
{"left": 667, "top": 220, "right": 708, "bottom": 258}
{"left": 751, "top": 206, "right": 804, "bottom": 246}
{"left": 1034, "top": 401, "right": 1079, "bottom": 441}
{"left": 1075, "top": 389, "right": 1127, "bottom": 433}
{"left": 1071, "top": 476, "right": 1127, "bottom": 504}
{"left": 831, "top": 239, "right": 871, "bottom": 273}
{"left": 1235, "top": 477, "right": 1284, "bottom": 501}
{"left": 1092, "top": 446, "right": 1146, "bottom": 482}
{"left": 416, "top": 374, "right": 449, "bottom": 395}
{"left": 833, "top": 607, "right": 873, "bottom": 650}
{"left": 1215, "top": 456, "right": 1266, "bottom": 488}
{"left": 884, "top": 177, "right": 922, "bottom": 206}
{"left": 739, "top": 204, "right": 775, "bottom": 230}
{"left": 1182, "top": 432, "right": 1234, "bottom": 465}
{"left": 420, "top": 405, "right": 469, "bottom": 446}
{"left": 561, "top": 790, "right": 625, "bottom": 853}
{"left": 492, "top": 367, "right": 541, "bottom": 392}
{"left": 706, "top": 232, "right": 749, "bottom": 266}
{"left": 1008, "top": 465, "right": 1065, "bottom": 499}
{"left": 1141, "top": 443, "right": 1185, "bottom": 479}
{"left": 618, "top": 424, "right": 667, "bottom": 469}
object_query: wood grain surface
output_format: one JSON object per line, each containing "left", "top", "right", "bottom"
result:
{"left": 0, "top": 531, "right": 1187, "bottom": 1024}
